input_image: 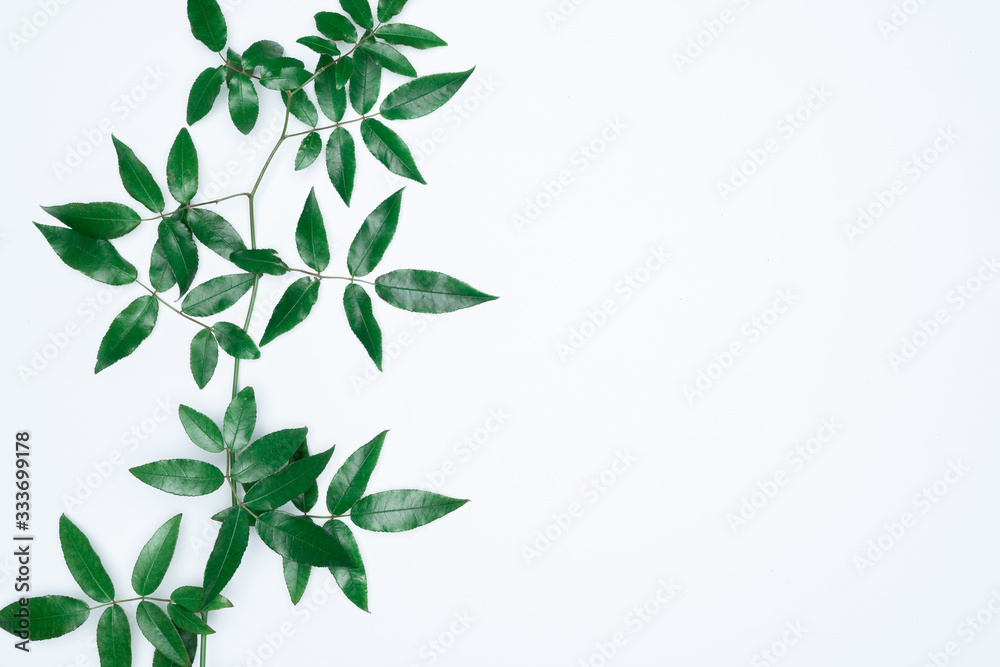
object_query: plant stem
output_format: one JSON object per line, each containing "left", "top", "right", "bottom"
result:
{"left": 138, "top": 192, "right": 251, "bottom": 222}
{"left": 285, "top": 267, "right": 375, "bottom": 286}
{"left": 136, "top": 281, "right": 212, "bottom": 330}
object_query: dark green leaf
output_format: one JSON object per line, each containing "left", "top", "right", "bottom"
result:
{"left": 232, "top": 428, "right": 308, "bottom": 484}
{"left": 34, "top": 223, "right": 137, "bottom": 285}
{"left": 315, "top": 54, "right": 347, "bottom": 122}
{"left": 295, "top": 188, "right": 329, "bottom": 272}
{"left": 230, "top": 249, "right": 288, "bottom": 275}
{"left": 349, "top": 52, "right": 381, "bottom": 115}
{"left": 96, "top": 605, "right": 131, "bottom": 667}
{"left": 377, "top": 0, "right": 408, "bottom": 22}
{"left": 357, "top": 41, "right": 416, "bottom": 77}
{"left": 381, "top": 69, "right": 475, "bottom": 120}
{"left": 59, "top": 515, "right": 115, "bottom": 603}
{"left": 182, "top": 273, "right": 254, "bottom": 317}
{"left": 113, "top": 136, "right": 165, "bottom": 212}
{"left": 187, "top": 66, "right": 226, "bottom": 125}
{"left": 351, "top": 490, "right": 467, "bottom": 532}
{"left": 282, "top": 559, "right": 311, "bottom": 605}
{"left": 340, "top": 0, "right": 373, "bottom": 30}
{"left": 187, "top": 209, "right": 247, "bottom": 261}
{"left": 170, "top": 587, "right": 232, "bottom": 613}
{"left": 152, "top": 629, "right": 197, "bottom": 667}
{"left": 132, "top": 515, "right": 182, "bottom": 596}
{"left": 137, "top": 601, "right": 190, "bottom": 667}
{"left": 130, "top": 459, "right": 225, "bottom": 497}
{"left": 255, "top": 512, "right": 356, "bottom": 567}
{"left": 179, "top": 405, "right": 224, "bottom": 453}
{"left": 213, "top": 322, "right": 260, "bottom": 360}
{"left": 242, "top": 40, "right": 283, "bottom": 69}
{"left": 288, "top": 90, "right": 319, "bottom": 127}
{"left": 202, "top": 507, "right": 250, "bottom": 610}
{"left": 41, "top": 202, "right": 141, "bottom": 240}
{"left": 296, "top": 36, "right": 340, "bottom": 56}
{"left": 348, "top": 188, "right": 403, "bottom": 277}
{"left": 375, "top": 23, "right": 446, "bottom": 49}
{"left": 325, "top": 128, "right": 355, "bottom": 205}
{"left": 223, "top": 386, "right": 256, "bottom": 453}
{"left": 95, "top": 295, "right": 158, "bottom": 373}
{"left": 295, "top": 132, "right": 322, "bottom": 171}
{"left": 167, "top": 605, "right": 214, "bottom": 635}
{"left": 263, "top": 55, "right": 305, "bottom": 69}
{"left": 0, "top": 596, "right": 89, "bottom": 641}
{"left": 167, "top": 129, "right": 198, "bottom": 204}
{"left": 327, "top": 431, "right": 385, "bottom": 515}
{"left": 150, "top": 240, "right": 177, "bottom": 292}
{"left": 244, "top": 447, "right": 335, "bottom": 512}
{"left": 259, "top": 278, "right": 320, "bottom": 346}
{"left": 227, "top": 72, "right": 259, "bottom": 135}
{"left": 189, "top": 329, "right": 218, "bottom": 390}
{"left": 224, "top": 47, "right": 243, "bottom": 84}
{"left": 289, "top": 441, "right": 320, "bottom": 513}
{"left": 316, "top": 12, "right": 357, "bottom": 41}
{"left": 360, "top": 119, "right": 425, "bottom": 183}
{"left": 158, "top": 216, "right": 199, "bottom": 295}
{"left": 343, "top": 284, "right": 382, "bottom": 370}
{"left": 261, "top": 59, "right": 312, "bottom": 91}
{"left": 375, "top": 269, "right": 497, "bottom": 313}
{"left": 324, "top": 520, "right": 368, "bottom": 611}
{"left": 187, "top": 0, "right": 227, "bottom": 52}
{"left": 335, "top": 56, "right": 354, "bottom": 89}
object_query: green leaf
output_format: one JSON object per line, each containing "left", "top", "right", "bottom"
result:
{"left": 96, "top": 605, "right": 131, "bottom": 667}
{"left": 335, "top": 56, "right": 354, "bottom": 89}
{"left": 349, "top": 52, "right": 381, "bottom": 115}
{"left": 351, "top": 490, "right": 468, "bottom": 532}
{"left": 230, "top": 249, "right": 288, "bottom": 275}
{"left": 152, "top": 629, "right": 197, "bottom": 667}
{"left": 296, "top": 36, "right": 340, "bottom": 56}
{"left": 325, "top": 128, "right": 355, "bottom": 206}
{"left": 213, "top": 322, "right": 260, "bottom": 360}
{"left": 95, "top": 295, "right": 158, "bottom": 373}
{"left": 59, "top": 515, "right": 115, "bottom": 603}
{"left": 295, "top": 132, "right": 322, "bottom": 171}
{"left": 357, "top": 41, "right": 416, "bottom": 77}
{"left": 375, "top": 23, "right": 446, "bottom": 49}
{"left": 150, "top": 240, "right": 177, "bottom": 292}
{"left": 377, "top": 0, "right": 409, "bottom": 22}
{"left": 244, "top": 447, "right": 335, "bottom": 512}
{"left": 202, "top": 507, "right": 250, "bottom": 610}
{"left": 41, "top": 202, "right": 141, "bottom": 240}
{"left": 179, "top": 405, "right": 224, "bottom": 453}
{"left": 187, "top": 0, "right": 227, "bottom": 52}
{"left": 348, "top": 188, "right": 403, "bottom": 277}
{"left": 137, "top": 601, "right": 190, "bottom": 667}
{"left": 324, "top": 520, "right": 368, "bottom": 611}
{"left": 255, "top": 511, "right": 356, "bottom": 567}
{"left": 227, "top": 72, "right": 259, "bottom": 135}
{"left": 360, "top": 119, "right": 425, "bottom": 183}
{"left": 261, "top": 59, "right": 312, "bottom": 91}
{"left": 187, "top": 66, "right": 226, "bottom": 125}
{"left": 158, "top": 216, "right": 199, "bottom": 295}
{"left": 242, "top": 40, "right": 283, "bottom": 69}
{"left": 289, "top": 441, "right": 320, "bottom": 513}
{"left": 189, "top": 329, "right": 218, "bottom": 390}
{"left": 167, "top": 129, "right": 199, "bottom": 204}
{"left": 315, "top": 12, "right": 357, "bottom": 41}
{"left": 282, "top": 559, "right": 311, "bottom": 605}
{"left": 224, "top": 47, "right": 243, "bottom": 84}
{"left": 113, "top": 137, "right": 165, "bottom": 212}
{"left": 259, "top": 278, "right": 320, "bottom": 346}
{"left": 0, "top": 596, "right": 89, "bottom": 641}
{"left": 170, "top": 587, "right": 233, "bottom": 613}
{"left": 187, "top": 209, "right": 247, "bottom": 261}
{"left": 340, "top": 0, "right": 373, "bottom": 30}
{"left": 232, "top": 428, "right": 309, "bottom": 484}
{"left": 315, "top": 54, "right": 347, "bottom": 122}
{"left": 288, "top": 90, "right": 319, "bottom": 127}
{"left": 327, "top": 431, "right": 385, "bottom": 515}
{"left": 132, "top": 515, "right": 182, "bottom": 596}
{"left": 35, "top": 223, "right": 136, "bottom": 285}
{"left": 182, "top": 274, "right": 254, "bottom": 317}
{"left": 295, "top": 188, "right": 329, "bottom": 272}
{"left": 343, "top": 284, "right": 382, "bottom": 370}
{"left": 223, "top": 386, "right": 256, "bottom": 453}
{"left": 375, "top": 269, "right": 498, "bottom": 313}
{"left": 167, "top": 605, "right": 214, "bottom": 635}
{"left": 381, "top": 69, "right": 475, "bottom": 121}
{"left": 130, "top": 459, "right": 225, "bottom": 497}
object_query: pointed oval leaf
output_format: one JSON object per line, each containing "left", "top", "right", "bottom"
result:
{"left": 295, "top": 188, "right": 329, "bottom": 272}
{"left": 282, "top": 558, "right": 311, "bottom": 605}
{"left": 351, "top": 490, "right": 468, "bottom": 532}
{"left": 113, "top": 137, "right": 165, "bottom": 212}
{"left": 324, "top": 520, "right": 368, "bottom": 611}
{"left": 179, "top": 405, "right": 224, "bottom": 453}
{"left": 227, "top": 72, "right": 259, "bottom": 135}
{"left": 242, "top": 40, "right": 284, "bottom": 69}
{"left": 96, "top": 295, "right": 158, "bottom": 373}
{"left": 167, "top": 604, "right": 214, "bottom": 635}
{"left": 187, "top": 0, "right": 227, "bottom": 52}
{"left": 230, "top": 249, "right": 288, "bottom": 275}
{"left": 349, "top": 52, "right": 381, "bottom": 115}
{"left": 182, "top": 273, "right": 254, "bottom": 317}
{"left": 325, "top": 128, "right": 355, "bottom": 206}
{"left": 42, "top": 202, "right": 141, "bottom": 240}
{"left": 340, "top": 0, "right": 373, "bottom": 29}
{"left": 381, "top": 69, "right": 475, "bottom": 120}
{"left": 137, "top": 601, "right": 190, "bottom": 667}
{"left": 97, "top": 605, "right": 131, "bottom": 667}
{"left": 187, "top": 209, "right": 247, "bottom": 261}
{"left": 213, "top": 322, "right": 260, "bottom": 360}
{"left": 296, "top": 36, "right": 340, "bottom": 56}
{"left": 315, "top": 54, "right": 348, "bottom": 122}
{"left": 343, "top": 284, "right": 382, "bottom": 370}
{"left": 375, "top": 269, "right": 498, "bottom": 313}
{"left": 167, "top": 129, "right": 199, "bottom": 204}
{"left": 158, "top": 216, "right": 199, "bottom": 295}
{"left": 295, "top": 132, "right": 322, "bottom": 171}
{"left": 259, "top": 278, "right": 320, "bottom": 346}
{"left": 59, "top": 515, "right": 115, "bottom": 603}
{"left": 152, "top": 629, "right": 197, "bottom": 667}
{"left": 150, "top": 240, "right": 177, "bottom": 292}
{"left": 244, "top": 447, "right": 335, "bottom": 512}
{"left": 202, "top": 508, "right": 250, "bottom": 609}
{"left": 224, "top": 47, "right": 243, "bottom": 83}
{"left": 223, "top": 386, "right": 256, "bottom": 453}
{"left": 170, "top": 587, "right": 232, "bottom": 613}
{"left": 357, "top": 41, "right": 416, "bottom": 77}
{"left": 130, "top": 459, "right": 225, "bottom": 497}
{"left": 132, "top": 515, "right": 182, "bottom": 596}
{"left": 377, "top": 0, "right": 409, "bottom": 22}
{"left": 288, "top": 441, "right": 319, "bottom": 513}
{"left": 232, "top": 427, "right": 309, "bottom": 484}
{"left": 255, "top": 511, "right": 356, "bottom": 567}
{"left": 0, "top": 596, "right": 89, "bottom": 641}
{"left": 35, "top": 223, "right": 136, "bottom": 285}
{"left": 187, "top": 66, "right": 226, "bottom": 125}
{"left": 260, "top": 61, "right": 312, "bottom": 91}
{"left": 315, "top": 12, "right": 357, "bottom": 41}
{"left": 288, "top": 90, "right": 319, "bottom": 127}
{"left": 360, "top": 119, "right": 425, "bottom": 183}
{"left": 189, "top": 329, "right": 218, "bottom": 389}
{"left": 375, "top": 23, "right": 446, "bottom": 49}
{"left": 327, "top": 431, "right": 385, "bottom": 515}
{"left": 348, "top": 188, "right": 403, "bottom": 277}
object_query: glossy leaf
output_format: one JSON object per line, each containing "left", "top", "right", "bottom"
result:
{"left": 259, "top": 278, "right": 320, "bottom": 346}
{"left": 324, "top": 520, "right": 368, "bottom": 611}
{"left": 130, "top": 459, "right": 225, "bottom": 497}
{"left": 288, "top": 90, "right": 319, "bottom": 127}
{"left": 167, "top": 129, "right": 199, "bottom": 204}
{"left": 295, "top": 132, "right": 322, "bottom": 171}
{"left": 187, "top": 66, "right": 225, "bottom": 125}
{"left": 325, "top": 128, "right": 355, "bottom": 205}
{"left": 95, "top": 295, "right": 158, "bottom": 373}
{"left": 96, "top": 605, "right": 131, "bottom": 667}
{"left": 375, "top": 269, "right": 497, "bottom": 313}
{"left": 113, "top": 137, "right": 165, "bottom": 212}
{"left": 360, "top": 119, "right": 425, "bottom": 183}
{"left": 41, "top": 202, "right": 141, "bottom": 240}
{"left": 182, "top": 273, "right": 254, "bottom": 317}
{"left": 224, "top": 47, "right": 243, "bottom": 83}
{"left": 213, "top": 322, "right": 260, "bottom": 360}
{"left": 327, "top": 431, "right": 385, "bottom": 515}
{"left": 152, "top": 629, "right": 197, "bottom": 667}
{"left": 230, "top": 249, "right": 288, "bottom": 275}
{"left": 261, "top": 59, "right": 312, "bottom": 90}
{"left": 0, "top": 596, "right": 89, "bottom": 641}
{"left": 242, "top": 40, "right": 283, "bottom": 69}
{"left": 34, "top": 223, "right": 137, "bottom": 285}
{"left": 170, "top": 587, "right": 233, "bottom": 613}
{"left": 349, "top": 52, "right": 381, "bottom": 115}
{"left": 187, "top": 0, "right": 227, "bottom": 52}
{"left": 132, "top": 515, "right": 182, "bottom": 596}
{"left": 315, "top": 54, "right": 347, "bottom": 122}
{"left": 381, "top": 69, "right": 475, "bottom": 120}
{"left": 375, "top": 23, "right": 446, "bottom": 49}
{"left": 232, "top": 427, "right": 309, "bottom": 484}
{"left": 189, "top": 329, "right": 218, "bottom": 390}
{"left": 377, "top": 0, "right": 409, "bottom": 22}
{"left": 296, "top": 36, "right": 340, "bottom": 56}
{"left": 244, "top": 447, "right": 335, "bottom": 512}
{"left": 137, "top": 601, "right": 190, "bottom": 667}
{"left": 289, "top": 441, "right": 320, "bottom": 513}
{"left": 228, "top": 72, "right": 259, "bottom": 135}
{"left": 343, "top": 284, "right": 382, "bottom": 370}
{"left": 167, "top": 605, "right": 214, "bottom": 635}
{"left": 315, "top": 12, "right": 357, "bottom": 42}
{"left": 357, "top": 41, "right": 416, "bottom": 77}
{"left": 179, "top": 405, "right": 224, "bottom": 454}
{"left": 351, "top": 489, "right": 468, "bottom": 532}
{"left": 158, "top": 216, "right": 199, "bottom": 295}
{"left": 223, "top": 386, "right": 256, "bottom": 453}
{"left": 340, "top": 0, "right": 373, "bottom": 29}
{"left": 255, "top": 511, "right": 356, "bottom": 567}
{"left": 150, "top": 240, "right": 177, "bottom": 292}
{"left": 348, "top": 188, "right": 403, "bottom": 277}
{"left": 282, "top": 558, "right": 311, "bottom": 605}
{"left": 335, "top": 56, "right": 354, "bottom": 89}
{"left": 295, "top": 188, "right": 329, "bottom": 272}
{"left": 201, "top": 507, "right": 250, "bottom": 610}
{"left": 59, "top": 515, "right": 115, "bottom": 603}
{"left": 188, "top": 209, "right": 247, "bottom": 261}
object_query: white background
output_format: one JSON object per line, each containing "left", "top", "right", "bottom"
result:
{"left": 3, "top": 0, "right": 1000, "bottom": 665}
